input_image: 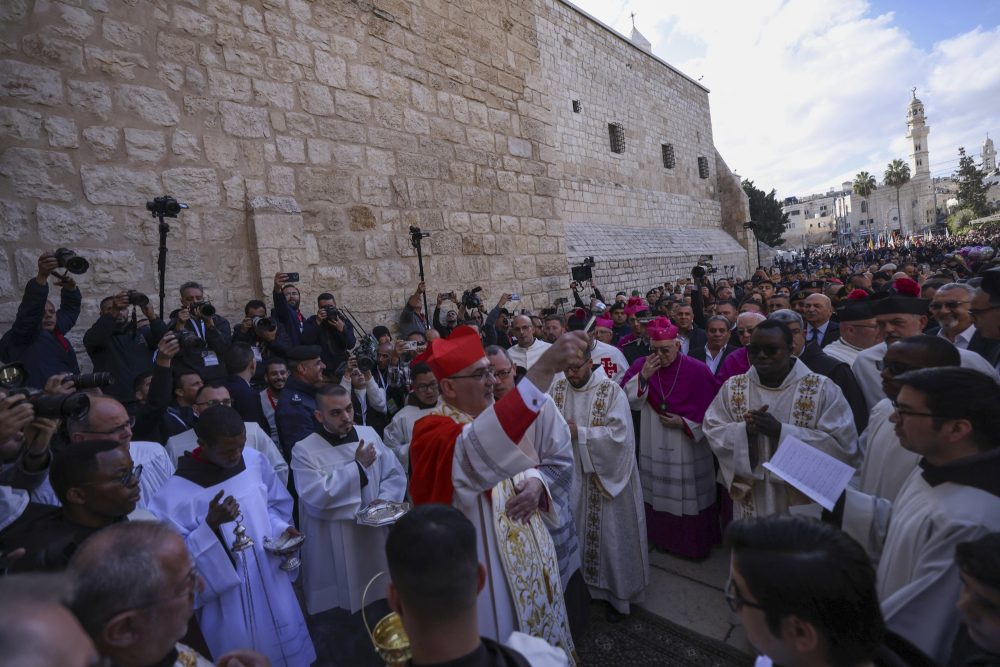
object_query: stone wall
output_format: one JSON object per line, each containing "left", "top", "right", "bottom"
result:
{"left": 0, "top": 0, "right": 750, "bottom": 359}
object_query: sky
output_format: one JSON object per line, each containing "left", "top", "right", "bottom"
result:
{"left": 566, "top": 0, "right": 1000, "bottom": 199}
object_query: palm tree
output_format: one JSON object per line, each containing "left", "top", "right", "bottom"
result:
{"left": 884, "top": 159, "right": 911, "bottom": 233}
{"left": 853, "top": 171, "right": 877, "bottom": 238}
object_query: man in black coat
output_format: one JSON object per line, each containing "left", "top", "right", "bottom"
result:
{"left": 83, "top": 291, "right": 159, "bottom": 406}
{"left": 689, "top": 315, "right": 737, "bottom": 375}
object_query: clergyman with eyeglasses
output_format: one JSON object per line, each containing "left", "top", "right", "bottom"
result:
{"left": 704, "top": 320, "right": 858, "bottom": 522}
{"left": 407, "top": 326, "right": 589, "bottom": 658}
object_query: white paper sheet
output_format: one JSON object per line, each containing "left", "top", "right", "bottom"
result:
{"left": 762, "top": 436, "right": 855, "bottom": 511}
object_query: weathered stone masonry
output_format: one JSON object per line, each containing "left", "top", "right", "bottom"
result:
{"left": 0, "top": 0, "right": 751, "bottom": 360}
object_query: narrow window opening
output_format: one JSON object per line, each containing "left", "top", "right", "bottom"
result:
{"left": 608, "top": 123, "right": 625, "bottom": 154}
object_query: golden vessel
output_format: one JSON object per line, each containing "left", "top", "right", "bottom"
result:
{"left": 362, "top": 572, "right": 411, "bottom": 666}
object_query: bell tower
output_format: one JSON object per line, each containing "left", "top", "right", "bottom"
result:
{"left": 906, "top": 88, "right": 930, "bottom": 180}
{"left": 984, "top": 134, "right": 997, "bottom": 173}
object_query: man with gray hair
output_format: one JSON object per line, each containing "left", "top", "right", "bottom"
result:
{"left": 769, "top": 309, "right": 868, "bottom": 434}
{"left": 0, "top": 573, "right": 99, "bottom": 667}
{"left": 69, "top": 521, "right": 268, "bottom": 667}
{"left": 931, "top": 282, "right": 1000, "bottom": 363}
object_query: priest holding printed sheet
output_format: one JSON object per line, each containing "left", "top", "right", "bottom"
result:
{"left": 703, "top": 321, "right": 858, "bottom": 520}
{"left": 408, "top": 327, "right": 584, "bottom": 660}
{"left": 550, "top": 356, "right": 648, "bottom": 613}
{"left": 291, "top": 384, "right": 407, "bottom": 615}
{"left": 621, "top": 320, "right": 720, "bottom": 559}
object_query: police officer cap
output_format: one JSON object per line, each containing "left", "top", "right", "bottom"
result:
{"left": 287, "top": 345, "right": 322, "bottom": 361}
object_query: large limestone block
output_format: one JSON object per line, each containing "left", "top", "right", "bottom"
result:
{"left": 37, "top": 203, "right": 115, "bottom": 244}
{"left": 0, "top": 147, "right": 75, "bottom": 202}
{"left": 80, "top": 166, "right": 161, "bottom": 205}
{"left": 219, "top": 101, "right": 270, "bottom": 138}
{"left": 116, "top": 85, "right": 180, "bottom": 126}
{"left": 253, "top": 213, "right": 304, "bottom": 249}
{"left": 0, "top": 60, "right": 63, "bottom": 106}
{"left": 162, "top": 168, "right": 221, "bottom": 206}
{"left": 0, "top": 200, "right": 29, "bottom": 242}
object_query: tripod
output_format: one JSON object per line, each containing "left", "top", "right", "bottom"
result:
{"left": 409, "top": 226, "right": 430, "bottom": 318}
{"left": 146, "top": 196, "right": 188, "bottom": 321}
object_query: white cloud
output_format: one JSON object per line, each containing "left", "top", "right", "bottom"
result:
{"left": 566, "top": 0, "right": 1000, "bottom": 197}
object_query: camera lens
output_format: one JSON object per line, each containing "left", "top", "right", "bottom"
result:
{"left": 69, "top": 373, "right": 116, "bottom": 389}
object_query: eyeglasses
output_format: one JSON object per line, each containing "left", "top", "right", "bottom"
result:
{"left": 929, "top": 300, "right": 970, "bottom": 311}
{"left": 491, "top": 367, "right": 515, "bottom": 380}
{"left": 82, "top": 463, "right": 144, "bottom": 488}
{"left": 78, "top": 415, "right": 136, "bottom": 436}
{"left": 652, "top": 346, "right": 675, "bottom": 355}
{"left": 450, "top": 368, "right": 496, "bottom": 382}
{"left": 412, "top": 382, "right": 439, "bottom": 392}
{"left": 889, "top": 400, "right": 936, "bottom": 419}
{"left": 875, "top": 360, "right": 917, "bottom": 375}
{"left": 725, "top": 577, "right": 765, "bottom": 613}
{"left": 195, "top": 398, "right": 232, "bottom": 407}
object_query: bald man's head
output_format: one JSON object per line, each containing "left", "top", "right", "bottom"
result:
{"left": 802, "top": 293, "right": 833, "bottom": 326}
{"left": 511, "top": 314, "right": 535, "bottom": 347}
{"left": 68, "top": 396, "right": 133, "bottom": 446}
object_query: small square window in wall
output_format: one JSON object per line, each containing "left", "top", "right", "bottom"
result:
{"left": 608, "top": 123, "right": 625, "bottom": 154}
{"left": 572, "top": 100, "right": 582, "bottom": 113}
{"left": 661, "top": 143, "right": 675, "bottom": 169}
{"left": 698, "top": 156, "right": 709, "bottom": 179}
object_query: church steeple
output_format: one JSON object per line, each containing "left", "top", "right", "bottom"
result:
{"left": 906, "top": 88, "right": 930, "bottom": 179}
{"left": 984, "top": 134, "right": 997, "bottom": 173}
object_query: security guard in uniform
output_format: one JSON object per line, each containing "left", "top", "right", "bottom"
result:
{"left": 275, "top": 345, "right": 326, "bottom": 460}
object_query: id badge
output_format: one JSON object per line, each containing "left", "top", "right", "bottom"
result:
{"left": 203, "top": 351, "right": 220, "bottom": 366}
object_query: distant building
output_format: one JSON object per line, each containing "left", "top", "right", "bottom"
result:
{"left": 783, "top": 91, "right": 947, "bottom": 246}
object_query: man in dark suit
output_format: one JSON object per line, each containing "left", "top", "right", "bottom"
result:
{"left": 689, "top": 315, "right": 737, "bottom": 375}
{"left": 163, "top": 281, "right": 232, "bottom": 373}
{"left": 672, "top": 303, "right": 707, "bottom": 356}
{"left": 930, "top": 282, "right": 1000, "bottom": 366}
{"left": 802, "top": 293, "right": 840, "bottom": 348}
{"left": 970, "top": 269, "right": 1000, "bottom": 370}
{"left": 221, "top": 343, "right": 268, "bottom": 434}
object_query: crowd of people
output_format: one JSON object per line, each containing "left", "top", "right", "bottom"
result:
{"left": 1, "top": 230, "right": 1000, "bottom": 667}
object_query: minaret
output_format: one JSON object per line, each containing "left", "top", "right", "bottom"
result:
{"left": 906, "top": 88, "right": 930, "bottom": 180}
{"left": 984, "top": 134, "right": 997, "bottom": 173}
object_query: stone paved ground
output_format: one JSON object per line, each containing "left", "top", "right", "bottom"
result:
{"left": 640, "top": 545, "right": 753, "bottom": 655}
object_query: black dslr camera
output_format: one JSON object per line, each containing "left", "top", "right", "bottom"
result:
{"left": 146, "top": 196, "right": 188, "bottom": 218}
{"left": 8, "top": 388, "right": 90, "bottom": 421}
{"left": 324, "top": 306, "right": 341, "bottom": 321}
{"left": 190, "top": 302, "right": 216, "bottom": 318}
{"left": 54, "top": 248, "right": 90, "bottom": 275}
{"left": 68, "top": 373, "right": 115, "bottom": 389}
{"left": 175, "top": 330, "right": 207, "bottom": 351}
{"left": 127, "top": 290, "right": 149, "bottom": 307}
{"left": 461, "top": 286, "right": 483, "bottom": 310}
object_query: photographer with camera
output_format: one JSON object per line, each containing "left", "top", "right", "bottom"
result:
{"left": 338, "top": 355, "right": 389, "bottom": 437}
{"left": 0, "top": 252, "right": 82, "bottom": 388}
{"left": 399, "top": 281, "right": 430, "bottom": 338}
{"left": 270, "top": 272, "right": 305, "bottom": 346}
{"left": 232, "top": 299, "right": 291, "bottom": 387}
{"left": 432, "top": 291, "right": 461, "bottom": 338}
{"left": 482, "top": 292, "right": 515, "bottom": 348}
{"left": 165, "top": 281, "right": 232, "bottom": 371}
{"left": 0, "top": 384, "right": 58, "bottom": 509}
{"left": 301, "top": 292, "right": 356, "bottom": 374}
{"left": 82, "top": 291, "right": 159, "bottom": 406}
